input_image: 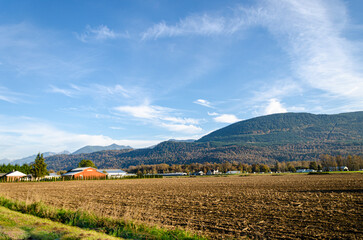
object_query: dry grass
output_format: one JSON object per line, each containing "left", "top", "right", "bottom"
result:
{"left": 0, "top": 174, "right": 362, "bottom": 239}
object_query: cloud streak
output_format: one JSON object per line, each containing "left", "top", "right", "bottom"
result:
{"left": 77, "top": 25, "right": 129, "bottom": 42}
{"left": 194, "top": 99, "right": 213, "bottom": 108}
{"left": 114, "top": 103, "right": 202, "bottom": 134}
{"left": 49, "top": 83, "right": 131, "bottom": 99}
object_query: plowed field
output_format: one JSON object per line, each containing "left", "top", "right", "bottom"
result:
{"left": 0, "top": 174, "right": 362, "bottom": 239}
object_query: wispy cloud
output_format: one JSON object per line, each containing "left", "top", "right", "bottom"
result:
{"left": 114, "top": 102, "right": 202, "bottom": 134}
{"left": 258, "top": 0, "right": 363, "bottom": 100}
{"left": 77, "top": 25, "right": 129, "bottom": 42}
{"left": 194, "top": 99, "right": 213, "bottom": 108}
{"left": 49, "top": 83, "right": 131, "bottom": 99}
{"left": 207, "top": 112, "right": 219, "bottom": 116}
{"left": 0, "top": 86, "right": 21, "bottom": 103}
{"left": 143, "top": 0, "right": 363, "bottom": 110}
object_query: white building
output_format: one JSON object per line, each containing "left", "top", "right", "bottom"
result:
{"left": 296, "top": 169, "right": 316, "bottom": 173}
{"left": 98, "top": 169, "right": 127, "bottom": 178}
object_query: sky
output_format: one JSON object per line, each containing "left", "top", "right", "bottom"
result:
{"left": 1, "top": 0, "right": 363, "bottom": 160}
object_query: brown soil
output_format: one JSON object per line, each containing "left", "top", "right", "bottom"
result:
{"left": 0, "top": 174, "right": 362, "bottom": 239}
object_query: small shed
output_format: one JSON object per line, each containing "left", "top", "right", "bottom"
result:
{"left": 62, "top": 167, "right": 106, "bottom": 179}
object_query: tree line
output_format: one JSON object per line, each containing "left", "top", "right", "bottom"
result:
{"left": 125, "top": 154, "right": 363, "bottom": 174}
{"left": 0, "top": 153, "right": 48, "bottom": 178}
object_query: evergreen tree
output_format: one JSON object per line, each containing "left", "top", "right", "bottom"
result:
{"left": 309, "top": 161, "right": 318, "bottom": 170}
{"left": 78, "top": 159, "right": 97, "bottom": 168}
{"left": 30, "top": 153, "right": 49, "bottom": 178}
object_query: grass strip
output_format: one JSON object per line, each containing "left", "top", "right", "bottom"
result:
{"left": 0, "top": 205, "right": 121, "bottom": 239}
{"left": 0, "top": 196, "right": 206, "bottom": 240}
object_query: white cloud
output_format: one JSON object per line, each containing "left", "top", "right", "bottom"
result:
{"left": 115, "top": 104, "right": 167, "bottom": 119}
{"left": 207, "top": 112, "right": 219, "bottom": 116}
{"left": 264, "top": 98, "right": 288, "bottom": 115}
{"left": 77, "top": 25, "right": 129, "bottom": 42}
{"left": 0, "top": 115, "right": 160, "bottom": 160}
{"left": 114, "top": 103, "right": 202, "bottom": 133}
{"left": 161, "top": 123, "right": 202, "bottom": 134}
{"left": 213, "top": 114, "right": 241, "bottom": 124}
{"left": 194, "top": 99, "right": 213, "bottom": 108}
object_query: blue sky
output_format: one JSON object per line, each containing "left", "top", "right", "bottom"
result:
{"left": 1, "top": 0, "right": 363, "bottom": 160}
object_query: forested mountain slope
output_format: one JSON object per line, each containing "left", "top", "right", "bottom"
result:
{"left": 198, "top": 112, "right": 363, "bottom": 145}
{"left": 45, "top": 112, "right": 363, "bottom": 171}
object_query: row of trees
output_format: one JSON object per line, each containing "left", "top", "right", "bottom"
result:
{"left": 126, "top": 162, "right": 273, "bottom": 174}
{"left": 319, "top": 154, "right": 363, "bottom": 171}
{"left": 126, "top": 154, "right": 363, "bottom": 174}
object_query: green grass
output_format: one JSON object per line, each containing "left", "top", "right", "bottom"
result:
{"left": 0, "top": 196, "right": 206, "bottom": 240}
{"left": 0, "top": 206, "right": 122, "bottom": 239}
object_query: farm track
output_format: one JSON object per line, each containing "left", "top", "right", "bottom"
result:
{"left": 0, "top": 174, "right": 362, "bottom": 239}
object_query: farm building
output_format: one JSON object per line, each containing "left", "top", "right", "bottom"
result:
{"left": 62, "top": 167, "right": 106, "bottom": 179}
{"left": 207, "top": 170, "right": 221, "bottom": 175}
{"left": 328, "top": 166, "right": 349, "bottom": 171}
{"left": 0, "top": 171, "right": 27, "bottom": 181}
{"left": 98, "top": 169, "right": 127, "bottom": 178}
{"left": 44, "top": 173, "right": 61, "bottom": 179}
{"left": 160, "top": 172, "right": 187, "bottom": 176}
{"left": 296, "top": 169, "right": 316, "bottom": 173}
{"left": 226, "top": 171, "right": 241, "bottom": 174}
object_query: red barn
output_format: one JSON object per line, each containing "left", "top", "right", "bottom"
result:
{"left": 62, "top": 167, "right": 106, "bottom": 179}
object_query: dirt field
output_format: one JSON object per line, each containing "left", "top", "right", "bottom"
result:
{"left": 0, "top": 174, "right": 362, "bottom": 239}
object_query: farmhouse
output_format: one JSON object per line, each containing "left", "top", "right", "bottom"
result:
{"left": 0, "top": 171, "right": 27, "bottom": 181}
{"left": 62, "top": 167, "right": 106, "bottom": 179}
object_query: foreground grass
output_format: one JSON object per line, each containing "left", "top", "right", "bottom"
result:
{"left": 0, "top": 196, "right": 205, "bottom": 240}
{"left": 0, "top": 206, "right": 121, "bottom": 240}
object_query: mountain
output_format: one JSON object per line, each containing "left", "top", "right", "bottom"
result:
{"left": 0, "top": 159, "right": 12, "bottom": 164}
{"left": 72, "top": 144, "right": 133, "bottom": 155}
{"left": 167, "top": 139, "right": 195, "bottom": 143}
{"left": 11, "top": 152, "right": 62, "bottom": 165}
{"left": 198, "top": 111, "right": 363, "bottom": 145}
{"left": 45, "top": 112, "right": 363, "bottom": 171}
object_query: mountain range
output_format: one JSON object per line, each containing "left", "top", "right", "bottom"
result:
{"left": 2, "top": 144, "right": 131, "bottom": 165}
{"left": 43, "top": 111, "right": 363, "bottom": 171}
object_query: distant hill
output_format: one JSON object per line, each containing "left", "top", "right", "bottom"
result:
{"left": 198, "top": 112, "right": 363, "bottom": 145}
{"left": 0, "top": 159, "right": 12, "bottom": 165}
{"left": 45, "top": 112, "right": 363, "bottom": 171}
{"left": 72, "top": 144, "right": 132, "bottom": 154}
{"left": 11, "top": 152, "right": 67, "bottom": 165}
